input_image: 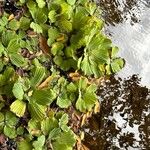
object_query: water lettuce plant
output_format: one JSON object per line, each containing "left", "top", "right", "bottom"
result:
{"left": 0, "top": 0, "right": 124, "bottom": 149}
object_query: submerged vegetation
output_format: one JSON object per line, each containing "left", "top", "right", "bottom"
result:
{"left": 0, "top": 0, "right": 124, "bottom": 149}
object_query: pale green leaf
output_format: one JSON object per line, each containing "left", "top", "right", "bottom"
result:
{"left": 57, "top": 94, "right": 71, "bottom": 108}
{"left": 30, "top": 22, "right": 42, "bottom": 33}
{"left": 52, "top": 130, "right": 76, "bottom": 150}
{"left": 48, "top": 10, "right": 57, "bottom": 23}
{"left": 36, "top": 0, "right": 46, "bottom": 8}
{"left": 33, "top": 135, "right": 45, "bottom": 150}
{"left": 58, "top": 20, "right": 72, "bottom": 32}
{"left": 10, "top": 100, "right": 26, "bottom": 117}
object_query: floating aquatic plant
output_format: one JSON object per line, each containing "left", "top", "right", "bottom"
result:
{"left": 0, "top": 0, "right": 124, "bottom": 149}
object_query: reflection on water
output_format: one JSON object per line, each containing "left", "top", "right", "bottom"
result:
{"left": 83, "top": 76, "right": 150, "bottom": 149}
{"left": 99, "top": 0, "right": 150, "bottom": 87}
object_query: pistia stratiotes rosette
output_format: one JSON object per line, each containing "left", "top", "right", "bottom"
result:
{"left": 0, "top": 0, "right": 124, "bottom": 149}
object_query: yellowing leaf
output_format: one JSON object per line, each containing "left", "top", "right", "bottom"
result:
{"left": 10, "top": 100, "right": 26, "bottom": 117}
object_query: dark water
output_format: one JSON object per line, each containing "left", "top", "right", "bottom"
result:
{"left": 83, "top": 0, "right": 150, "bottom": 149}
{"left": 83, "top": 76, "right": 150, "bottom": 149}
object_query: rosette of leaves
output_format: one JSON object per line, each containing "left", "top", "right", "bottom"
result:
{"left": 9, "top": 66, "right": 58, "bottom": 121}
{"left": 45, "top": 0, "right": 124, "bottom": 77}
{"left": 54, "top": 77, "right": 98, "bottom": 112}
{"left": 0, "top": 111, "right": 24, "bottom": 139}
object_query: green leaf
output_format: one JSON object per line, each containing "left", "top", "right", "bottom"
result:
{"left": 76, "top": 84, "right": 97, "bottom": 112}
{"left": 57, "top": 94, "right": 71, "bottom": 108}
{"left": 41, "top": 117, "right": 58, "bottom": 135}
{"left": 4, "top": 125, "right": 17, "bottom": 139}
{"left": 51, "top": 42, "right": 64, "bottom": 55}
{"left": 66, "top": 0, "right": 76, "bottom": 5}
{"left": 12, "top": 82, "right": 24, "bottom": 100}
{"left": 0, "top": 67, "right": 15, "bottom": 87}
{"left": 8, "top": 19, "right": 20, "bottom": 30}
{"left": 17, "top": 126, "right": 24, "bottom": 135}
{"left": 28, "top": 101, "right": 46, "bottom": 120}
{"left": 10, "top": 100, "right": 26, "bottom": 117}
{"left": 0, "top": 16, "right": 8, "bottom": 27}
{"left": 36, "top": 0, "right": 46, "bottom": 8}
{"left": 31, "top": 67, "right": 45, "bottom": 87}
{"left": 33, "top": 135, "right": 45, "bottom": 150}
{"left": 2, "top": 30, "right": 18, "bottom": 47}
{"left": 81, "top": 55, "right": 93, "bottom": 75}
{"left": 30, "top": 22, "right": 42, "bottom": 33}
{"left": 32, "top": 89, "right": 56, "bottom": 105}
{"left": 20, "top": 17, "right": 31, "bottom": 30}
{"left": 0, "top": 42, "right": 4, "bottom": 57}
{"left": 0, "top": 112, "right": 5, "bottom": 130}
{"left": 0, "top": 112, "right": 4, "bottom": 123}
{"left": 52, "top": 130, "right": 76, "bottom": 150}
{"left": 111, "top": 58, "right": 125, "bottom": 73}
{"left": 48, "top": 128, "right": 61, "bottom": 140}
{"left": 9, "top": 53, "right": 26, "bottom": 67}
{"left": 48, "top": 10, "right": 57, "bottom": 23}
{"left": 28, "top": 119, "right": 41, "bottom": 136}
{"left": 7, "top": 39, "right": 20, "bottom": 53}
{"left": 76, "top": 97, "right": 85, "bottom": 112}
{"left": 34, "top": 9, "right": 47, "bottom": 24}
{"left": 67, "top": 83, "right": 77, "bottom": 92}
{"left": 78, "top": 78, "right": 88, "bottom": 90}
{"left": 111, "top": 46, "right": 119, "bottom": 58}
{"left": 58, "top": 20, "right": 72, "bottom": 32}
{"left": 5, "top": 111, "right": 19, "bottom": 127}
{"left": 18, "top": 139, "right": 33, "bottom": 150}
{"left": 59, "top": 114, "right": 69, "bottom": 132}
{"left": 47, "top": 27, "right": 59, "bottom": 46}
